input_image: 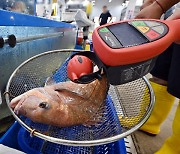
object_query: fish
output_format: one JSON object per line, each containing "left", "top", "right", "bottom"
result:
{"left": 10, "top": 75, "right": 109, "bottom": 127}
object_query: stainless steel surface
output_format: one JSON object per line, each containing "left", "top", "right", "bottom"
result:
{"left": 0, "top": 26, "right": 76, "bottom": 119}
{"left": 5, "top": 49, "right": 155, "bottom": 146}
{"left": 16, "top": 32, "right": 64, "bottom": 43}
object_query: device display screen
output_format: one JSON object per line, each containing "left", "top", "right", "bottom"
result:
{"left": 98, "top": 20, "right": 168, "bottom": 49}
{"left": 108, "top": 23, "right": 149, "bottom": 47}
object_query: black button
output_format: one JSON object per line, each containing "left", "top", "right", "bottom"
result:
{"left": 8, "top": 35, "right": 16, "bottom": 48}
{"left": 77, "top": 56, "right": 83, "bottom": 63}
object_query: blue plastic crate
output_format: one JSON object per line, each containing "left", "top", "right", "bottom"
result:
{"left": 75, "top": 45, "right": 83, "bottom": 50}
{"left": 0, "top": 122, "right": 126, "bottom": 154}
{"left": 18, "top": 126, "right": 126, "bottom": 154}
{"left": 0, "top": 122, "right": 21, "bottom": 150}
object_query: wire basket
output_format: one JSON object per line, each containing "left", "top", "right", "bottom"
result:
{"left": 5, "top": 49, "right": 155, "bottom": 146}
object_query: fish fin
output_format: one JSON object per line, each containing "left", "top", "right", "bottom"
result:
{"left": 83, "top": 103, "right": 106, "bottom": 127}
{"left": 45, "top": 77, "right": 56, "bottom": 86}
{"left": 55, "top": 88, "right": 85, "bottom": 100}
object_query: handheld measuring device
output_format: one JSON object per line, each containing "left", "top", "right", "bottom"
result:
{"left": 68, "top": 19, "right": 180, "bottom": 85}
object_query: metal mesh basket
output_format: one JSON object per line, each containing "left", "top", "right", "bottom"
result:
{"left": 5, "top": 49, "right": 155, "bottom": 146}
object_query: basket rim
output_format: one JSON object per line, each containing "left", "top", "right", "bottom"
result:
{"left": 4, "top": 49, "right": 155, "bottom": 146}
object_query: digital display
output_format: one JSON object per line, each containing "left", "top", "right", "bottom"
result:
{"left": 108, "top": 23, "right": 149, "bottom": 47}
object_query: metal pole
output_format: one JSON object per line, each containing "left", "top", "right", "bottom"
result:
{"left": 3, "top": 32, "right": 64, "bottom": 48}
{"left": 16, "top": 32, "right": 64, "bottom": 43}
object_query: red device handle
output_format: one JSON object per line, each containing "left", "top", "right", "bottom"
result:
{"left": 93, "top": 19, "right": 180, "bottom": 66}
{"left": 67, "top": 19, "right": 180, "bottom": 84}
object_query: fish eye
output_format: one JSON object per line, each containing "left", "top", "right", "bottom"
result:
{"left": 39, "top": 102, "right": 49, "bottom": 109}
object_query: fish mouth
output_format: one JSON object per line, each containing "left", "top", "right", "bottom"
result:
{"left": 15, "top": 106, "right": 27, "bottom": 116}
{"left": 13, "top": 98, "right": 26, "bottom": 115}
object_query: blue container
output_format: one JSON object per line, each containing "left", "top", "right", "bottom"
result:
{"left": 89, "top": 41, "right": 93, "bottom": 51}
{"left": 75, "top": 45, "right": 83, "bottom": 50}
{"left": 18, "top": 126, "right": 126, "bottom": 154}
{"left": 0, "top": 122, "right": 126, "bottom": 154}
{"left": 0, "top": 122, "right": 21, "bottom": 150}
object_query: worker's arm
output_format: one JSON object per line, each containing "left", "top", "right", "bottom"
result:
{"left": 109, "top": 16, "right": 112, "bottom": 23}
{"left": 140, "top": 0, "right": 154, "bottom": 10}
{"left": 108, "top": 12, "right": 112, "bottom": 23}
{"left": 136, "top": 0, "right": 180, "bottom": 19}
{"left": 157, "top": 0, "right": 180, "bottom": 12}
{"left": 99, "top": 14, "right": 102, "bottom": 24}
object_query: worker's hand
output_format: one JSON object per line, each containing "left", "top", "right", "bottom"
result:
{"left": 167, "top": 9, "right": 180, "bottom": 20}
{"left": 140, "top": 0, "right": 155, "bottom": 10}
{"left": 135, "top": 2, "right": 163, "bottom": 19}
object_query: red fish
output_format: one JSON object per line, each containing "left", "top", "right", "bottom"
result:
{"left": 10, "top": 75, "right": 108, "bottom": 127}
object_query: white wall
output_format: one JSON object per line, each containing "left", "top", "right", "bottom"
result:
{"left": 91, "top": 0, "right": 124, "bottom": 21}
